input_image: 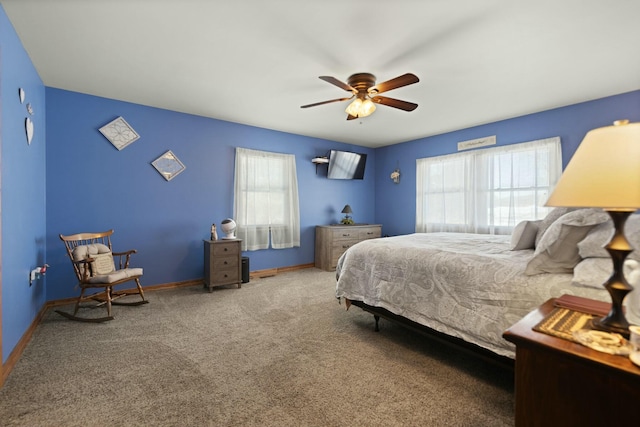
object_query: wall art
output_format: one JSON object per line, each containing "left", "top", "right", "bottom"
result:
{"left": 98, "top": 116, "right": 140, "bottom": 150}
{"left": 151, "top": 150, "right": 186, "bottom": 181}
{"left": 25, "top": 117, "right": 34, "bottom": 145}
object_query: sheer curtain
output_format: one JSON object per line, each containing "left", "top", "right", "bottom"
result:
{"left": 416, "top": 137, "right": 562, "bottom": 234}
{"left": 234, "top": 148, "right": 300, "bottom": 251}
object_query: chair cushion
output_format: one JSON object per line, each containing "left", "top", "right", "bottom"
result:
{"left": 72, "top": 243, "right": 111, "bottom": 259}
{"left": 72, "top": 243, "right": 115, "bottom": 277}
{"left": 87, "top": 268, "right": 144, "bottom": 284}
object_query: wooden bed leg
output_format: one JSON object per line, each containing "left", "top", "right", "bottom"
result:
{"left": 374, "top": 314, "right": 380, "bottom": 332}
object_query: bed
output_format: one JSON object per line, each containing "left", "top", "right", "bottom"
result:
{"left": 335, "top": 208, "right": 640, "bottom": 360}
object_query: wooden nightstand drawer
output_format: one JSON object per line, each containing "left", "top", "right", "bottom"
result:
{"left": 212, "top": 268, "right": 240, "bottom": 284}
{"left": 359, "top": 227, "right": 381, "bottom": 240}
{"left": 212, "top": 242, "right": 240, "bottom": 256}
{"left": 212, "top": 255, "right": 238, "bottom": 269}
{"left": 331, "top": 229, "right": 358, "bottom": 242}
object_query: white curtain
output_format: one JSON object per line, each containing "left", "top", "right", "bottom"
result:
{"left": 234, "top": 147, "right": 300, "bottom": 251}
{"left": 416, "top": 137, "right": 562, "bottom": 234}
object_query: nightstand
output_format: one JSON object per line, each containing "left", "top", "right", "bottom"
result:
{"left": 203, "top": 239, "right": 242, "bottom": 292}
{"left": 503, "top": 297, "right": 640, "bottom": 426}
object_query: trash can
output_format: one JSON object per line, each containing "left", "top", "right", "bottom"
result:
{"left": 241, "top": 256, "right": 250, "bottom": 283}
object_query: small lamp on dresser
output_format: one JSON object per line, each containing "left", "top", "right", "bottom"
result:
{"left": 341, "top": 205, "right": 354, "bottom": 225}
{"left": 545, "top": 119, "right": 640, "bottom": 337}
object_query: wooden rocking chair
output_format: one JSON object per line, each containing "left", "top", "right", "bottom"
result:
{"left": 57, "top": 229, "right": 149, "bottom": 322}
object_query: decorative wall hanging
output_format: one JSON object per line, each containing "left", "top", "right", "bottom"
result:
{"left": 98, "top": 116, "right": 140, "bottom": 150}
{"left": 390, "top": 168, "right": 400, "bottom": 184}
{"left": 151, "top": 150, "right": 186, "bottom": 181}
{"left": 25, "top": 117, "right": 34, "bottom": 145}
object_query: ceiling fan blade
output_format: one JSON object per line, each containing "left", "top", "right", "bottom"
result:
{"left": 371, "top": 96, "right": 418, "bottom": 112}
{"left": 319, "top": 76, "right": 355, "bottom": 92}
{"left": 346, "top": 114, "right": 358, "bottom": 121}
{"left": 370, "top": 73, "right": 419, "bottom": 94}
{"left": 300, "top": 96, "right": 353, "bottom": 109}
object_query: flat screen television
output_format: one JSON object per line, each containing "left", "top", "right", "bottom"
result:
{"left": 327, "top": 150, "right": 367, "bottom": 180}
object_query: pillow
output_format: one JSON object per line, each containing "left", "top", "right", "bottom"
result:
{"left": 534, "top": 207, "right": 574, "bottom": 248}
{"left": 89, "top": 252, "right": 115, "bottom": 276}
{"left": 72, "top": 243, "right": 115, "bottom": 277}
{"left": 510, "top": 220, "right": 540, "bottom": 250}
{"left": 578, "top": 214, "right": 640, "bottom": 260}
{"left": 572, "top": 258, "right": 639, "bottom": 289}
{"left": 525, "top": 209, "right": 609, "bottom": 275}
{"left": 71, "top": 243, "right": 111, "bottom": 260}
{"left": 573, "top": 258, "right": 640, "bottom": 325}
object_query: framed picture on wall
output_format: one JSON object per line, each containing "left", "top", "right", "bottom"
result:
{"left": 151, "top": 150, "right": 186, "bottom": 181}
{"left": 98, "top": 116, "right": 140, "bottom": 150}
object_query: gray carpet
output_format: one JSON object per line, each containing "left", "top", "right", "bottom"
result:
{"left": 0, "top": 268, "right": 514, "bottom": 426}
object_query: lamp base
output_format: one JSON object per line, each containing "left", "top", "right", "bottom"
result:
{"left": 594, "top": 210, "right": 635, "bottom": 339}
{"left": 592, "top": 317, "right": 630, "bottom": 339}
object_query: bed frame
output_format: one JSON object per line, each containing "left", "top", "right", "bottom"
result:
{"left": 349, "top": 299, "right": 515, "bottom": 369}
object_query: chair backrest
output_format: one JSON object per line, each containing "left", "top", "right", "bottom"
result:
{"left": 60, "top": 230, "right": 115, "bottom": 280}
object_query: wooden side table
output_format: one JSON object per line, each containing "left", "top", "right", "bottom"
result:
{"left": 203, "top": 239, "right": 242, "bottom": 292}
{"left": 503, "top": 297, "right": 640, "bottom": 426}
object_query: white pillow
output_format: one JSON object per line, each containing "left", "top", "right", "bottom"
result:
{"left": 90, "top": 252, "right": 116, "bottom": 276}
{"left": 572, "top": 258, "right": 639, "bottom": 289}
{"left": 72, "top": 243, "right": 115, "bottom": 277}
{"left": 71, "top": 243, "right": 111, "bottom": 260}
{"left": 534, "top": 207, "right": 573, "bottom": 248}
{"left": 525, "top": 209, "right": 609, "bottom": 275}
{"left": 510, "top": 220, "right": 540, "bottom": 250}
{"left": 578, "top": 214, "right": 640, "bottom": 260}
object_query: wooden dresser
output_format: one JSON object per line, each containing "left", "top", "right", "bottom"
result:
{"left": 203, "top": 239, "right": 242, "bottom": 291}
{"left": 503, "top": 297, "right": 640, "bottom": 426}
{"left": 315, "top": 224, "right": 382, "bottom": 271}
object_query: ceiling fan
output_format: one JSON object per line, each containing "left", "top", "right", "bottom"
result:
{"left": 301, "top": 72, "right": 419, "bottom": 120}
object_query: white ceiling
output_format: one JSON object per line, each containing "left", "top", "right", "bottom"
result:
{"left": 3, "top": 0, "right": 640, "bottom": 148}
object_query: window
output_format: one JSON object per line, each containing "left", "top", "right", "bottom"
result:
{"left": 416, "top": 137, "right": 562, "bottom": 234}
{"left": 234, "top": 148, "right": 300, "bottom": 251}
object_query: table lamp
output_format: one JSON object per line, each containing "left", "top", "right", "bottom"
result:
{"left": 341, "top": 205, "right": 354, "bottom": 225}
{"left": 545, "top": 120, "right": 640, "bottom": 337}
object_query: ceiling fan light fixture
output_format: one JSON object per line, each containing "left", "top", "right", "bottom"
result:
{"left": 359, "top": 99, "right": 376, "bottom": 117}
{"left": 345, "top": 98, "right": 363, "bottom": 116}
{"left": 345, "top": 98, "right": 376, "bottom": 118}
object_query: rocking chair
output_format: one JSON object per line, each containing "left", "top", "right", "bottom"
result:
{"left": 57, "top": 229, "right": 149, "bottom": 322}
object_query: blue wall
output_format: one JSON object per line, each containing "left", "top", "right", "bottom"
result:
{"left": 1, "top": 6, "right": 47, "bottom": 364}
{"left": 44, "top": 89, "right": 376, "bottom": 301}
{"left": 374, "top": 91, "right": 640, "bottom": 237}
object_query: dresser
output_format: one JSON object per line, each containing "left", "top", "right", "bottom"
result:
{"left": 503, "top": 297, "right": 640, "bottom": 426}
{"left": 315, "top": 224, "right": 382, "bottom": 271}
{"left": 203, "top": 239, "right": 242, "bottom": 291}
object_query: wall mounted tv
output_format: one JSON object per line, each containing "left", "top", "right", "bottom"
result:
{"left": 327, "top": 150, "right": 367, "bottom": 180}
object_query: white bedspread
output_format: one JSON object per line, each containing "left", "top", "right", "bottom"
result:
{"left": 335, "top": 233, "right": 609, "bottom": 358}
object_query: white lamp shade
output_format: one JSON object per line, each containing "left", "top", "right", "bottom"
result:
{"left": 358, "top": 99, "right": 376, "bottom": 117}
{"left": 545, "top": 121, "right": 640, "bottom": 211}
{"left": 345, "top": 99, "right": 362, "bottom": 116}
